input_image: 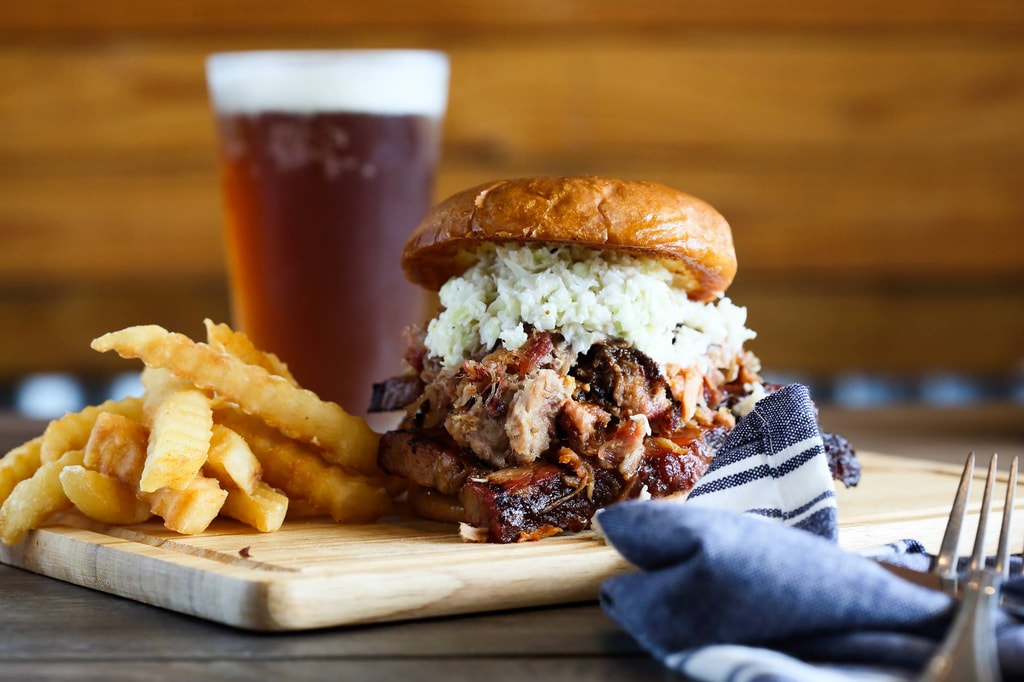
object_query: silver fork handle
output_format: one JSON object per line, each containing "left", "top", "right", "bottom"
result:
{"left": 918, "top": 569, "right": 1003, "bottom": 682}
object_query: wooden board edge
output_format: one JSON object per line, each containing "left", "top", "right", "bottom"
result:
{"left": 0, "top": 525, "right": 278, "bottom": 630}
{"left": 260, "top": 546, "right": 635, "bottom": 631}
{"left": 0, "top": 522, "right": 637, "bottom": 631}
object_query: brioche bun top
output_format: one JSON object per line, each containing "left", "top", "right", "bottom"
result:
{"left": 401, "top": 176, "right": 737, "bottom": 301}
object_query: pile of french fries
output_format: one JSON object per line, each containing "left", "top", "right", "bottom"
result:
{"left": 0, "top": 320, "right": 393, "bottom": 546}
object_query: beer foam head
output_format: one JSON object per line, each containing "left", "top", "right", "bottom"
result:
{"left": 206, "top": 50, "right": 449, "bottom": 117}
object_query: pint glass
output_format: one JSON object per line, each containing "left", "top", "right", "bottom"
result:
{"left": 206, "top": 51, "right": 449, "bottom": 415}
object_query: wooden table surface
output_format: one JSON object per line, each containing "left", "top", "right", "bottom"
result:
{"left": 1, "top": 403, "right": 1022, "bottom": 681}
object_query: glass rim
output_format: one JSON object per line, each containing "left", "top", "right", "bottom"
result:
{"left": 206, "top": 49, "right": 448, "bottom": 70}
{"left": 206, "top": 49, "right": 449, "bottom": 117}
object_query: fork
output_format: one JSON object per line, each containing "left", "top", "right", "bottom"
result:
{"left": 918, "top": 452, "right": 1018, "bottom": 682}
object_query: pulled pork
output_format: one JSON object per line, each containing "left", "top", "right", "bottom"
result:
{"left": 371, "top": 329, "right": 857, "bottom": 542}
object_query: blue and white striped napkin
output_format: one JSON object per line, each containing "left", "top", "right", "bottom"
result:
{"left": 685, "top": 383, "right": 838, "bottom": 539}
{"left": 597, "top": 384, "right": 1024, "bottom": 682}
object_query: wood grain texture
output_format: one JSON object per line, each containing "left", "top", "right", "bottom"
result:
{"left": 0, "top": 562, "right": 641, "bottom": 658}
{"left": 4, "top": 38, "right": 1023, "bottom": 270}
{"left": 4, "top": 37, "right": 1023, "bottom": 160}
{"left": 0, "top": 282, "right": 228, "bottom": 375}
{"left": 736, "top": 281, "right": 1024, "bottom": 373}
{"left": 1, "top": 0, "right": 1022, "bottom": 32}
{"left": 0, "top": 659, "right": 667, "bottom": 682}
{"left": 0, "top": 452, "right": 1013, "bottom": 631}
{"left": 6, "top": 154, "right": 1024, "bottom": 282}
{"left": 1, "top": 513, "right": 633, "bottom": 630}
{"left": 0, "top": 15, "right": 1021, "bottom": 381}
{"left": 0, "top": 561, "right": 660, "bottom": 676}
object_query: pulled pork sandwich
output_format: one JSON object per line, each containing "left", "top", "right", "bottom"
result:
{"left": 370, "top": 176, "right": 858, "bottom": 542}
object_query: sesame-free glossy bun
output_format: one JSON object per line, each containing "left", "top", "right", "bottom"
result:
{"left": 402, "top": 176, "right": 737, "bottom": 301}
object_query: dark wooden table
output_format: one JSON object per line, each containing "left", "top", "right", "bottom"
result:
{"left": 1, "top": 404, "right": 1022, "bottom": 681}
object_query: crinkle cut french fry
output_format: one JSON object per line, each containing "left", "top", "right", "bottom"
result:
{"left": 203, "top": 424, "right": 261, "bottom": 494}
{"left": 59, "top": 466, "right": 151, "bottom": 525}
{"left": 255, "top": 441, "right": 392, "bottom": 524}
{"left": 140, "top": 366, "right": 195, "bottom": 424}
{"left": 140, "top": 389, "right": 213, "bottom": 493}
{"left": 221, "top": 482, "right": 289, "bottom": 533}
{"left": 203, "top": 318, "right": 298, "bottom": 386}
{"left": 0, "top": 449, "right": 85, "bottom": 546}
{"left": 215, "top": 409, "right": 391, "bottom": 523}
{"left": 91, "top": 325, "right": 381, "bottom": 477}
{"left": 39, "top": 397, "right": 145, "bottom": 464}
{"left": 0, "top": 437, "right": 43, "bottom": 506}
{"left": 83, "top": 412, "right": 150, "bottom": 488}
{"left": 3, "top": 321, "right": 394, "bottom": 543}
{"left": 145, "top": 476, "right": 227, "bottom": 535}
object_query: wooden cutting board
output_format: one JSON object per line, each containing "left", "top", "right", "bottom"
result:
{"left": 0, "top": 452, "right": 1014, "bottom": 631}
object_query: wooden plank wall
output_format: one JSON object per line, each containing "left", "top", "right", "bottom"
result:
{"left": 1, "top": 2, "right": 1022, "bottom": 384}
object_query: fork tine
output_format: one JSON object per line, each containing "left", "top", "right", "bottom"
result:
{"left": 933, "top": 452, "right": 975, "bottom": 581}
{"left": 996, "top": 454, "right": 1017, "bottom": 578}
{"left": 918, "top": 452, "right": 1006, "bottom": 682}
{"left": 969, "top": 454, "right": 998, "bottom": 573}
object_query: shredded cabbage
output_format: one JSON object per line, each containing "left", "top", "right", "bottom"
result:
{"left": 424, "top": 243, "right": 756, "bottom": 369}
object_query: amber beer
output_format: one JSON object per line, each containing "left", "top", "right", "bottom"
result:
{"left": 207, "top": 51, "right": 449, "bottom": 415}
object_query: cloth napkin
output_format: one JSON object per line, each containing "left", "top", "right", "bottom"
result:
{"left": 598, "top": 384, "right": 1024, "bottom": 682}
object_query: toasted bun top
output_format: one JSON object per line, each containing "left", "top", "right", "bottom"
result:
{"left": 402, "top": 176, "right": 737, "bottom": 301}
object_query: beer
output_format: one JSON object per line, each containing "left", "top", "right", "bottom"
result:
{"left": 207, "top": 51, "right": 448, "bottom": 415}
